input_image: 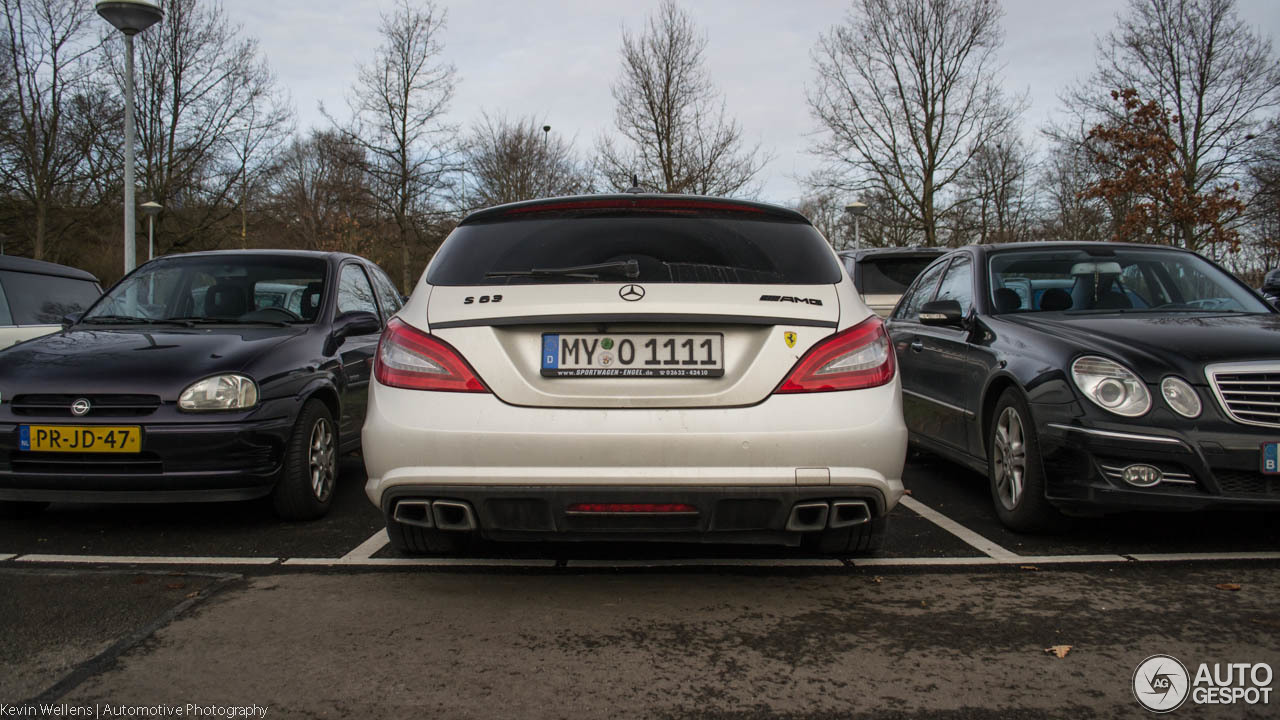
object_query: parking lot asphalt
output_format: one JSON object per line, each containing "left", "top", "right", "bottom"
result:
{"left": 3, "top": 452, "right": 1279, "bottom": 716}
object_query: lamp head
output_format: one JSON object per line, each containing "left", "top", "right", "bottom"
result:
{"left": 95, "top": 0, "right": 163, "bottom": 36}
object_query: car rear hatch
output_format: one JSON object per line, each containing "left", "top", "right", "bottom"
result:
{"left": 414, "top": 196, "right": 856, "bottom": 408}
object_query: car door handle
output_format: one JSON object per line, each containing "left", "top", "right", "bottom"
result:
{"left": 910, "top": 341, "right": 924, "bottom": 353}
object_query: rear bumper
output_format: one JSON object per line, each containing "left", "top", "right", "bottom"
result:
{"left": 0, "top": 417, "right": 292, "bottom": 503}
{"left": 381, "top": 485, "right": 887, "bottom": 544}
{"left": 362, "top": 379, "right": 908, "bottom": 520}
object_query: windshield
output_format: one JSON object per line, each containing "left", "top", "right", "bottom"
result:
{"left": 83, "top": 255, "right": 328, "bottom": 324}
{"left": 428, "top": 216, "right": 842, "bottom": 286}
{"left": 988, "top": 247, "right": 1271, "bottom": 314}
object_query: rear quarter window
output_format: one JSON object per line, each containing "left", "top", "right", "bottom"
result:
{"left": 0, "top": 271, "right": 100, "bottom": 325}
{"left": 858, "top": 256, "right": 939, "bottom": 295}
{"left": 427, "top": 216, "right": 842, "bottom": 286}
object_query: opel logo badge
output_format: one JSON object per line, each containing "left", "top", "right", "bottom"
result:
{"left": 71, "top": 398, "right": 91, "bottom": 417}
{"left": 619, "top": 284, "right": 645, "bottom": 302}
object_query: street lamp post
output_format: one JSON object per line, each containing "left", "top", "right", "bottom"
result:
{"left": 95, "top": 0, "right": 163, "bottom": 275}
{"left": 844, "top": 201, "right": 868, "bottom": 250}
{"left": 140, "top": 201, "right": 162, "bottom": 261}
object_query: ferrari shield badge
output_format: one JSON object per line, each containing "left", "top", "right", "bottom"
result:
{"left": 784, "top": 331, "right": 797, "bottom": 348}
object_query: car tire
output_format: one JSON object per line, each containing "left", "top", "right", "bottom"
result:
{"left": 271, "top": 399, "right": 338, "bottom": 521}
{"left": 0, "top": 501, "right": 49, "bottom": 519}
{"left": 386, "top": 518, "right": 473, "bottom": 555}
{"left": 806, "top": 514, "right": 889, "bottom": 556}
{"left": 987, "top": 388, "right": 1066, "bottom": 532}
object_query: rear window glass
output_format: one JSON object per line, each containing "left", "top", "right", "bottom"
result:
{"left": 427, "top": 216, "right": 842, "bottom": 285}
{"left": 0, "top": 270, "right": 100, "bottom": 325}
{"left": 857, "top": 256, "right": 938, "bottom": 295}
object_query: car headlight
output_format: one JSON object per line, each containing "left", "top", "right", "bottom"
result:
{"left": 1160, "top": 376, "right": 1202, "bottom": 418}
{"left": 178, "top": 374, "right": 258, "bottom": 411}
{"left": 1070, "top": 356, "right": 1151, "bottom": 417}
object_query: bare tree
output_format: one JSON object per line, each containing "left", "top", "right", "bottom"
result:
{"left": 459, "top": 114, "right": 591, "bottom": 209}
{"left": 597, "top": 1, "right": 765, "bottom": 196}
{"left": 267, "top": 129, "right": 375, "bottom": 255}
{"left": 327, "top": 0, "right": 457, "bottom": 290}
{"left": 102, "top": 0, "right": 292, "bottom": 254}
{"left": 809, "top": 0, "right": 1025, "bottom": 247}
{"left": 955, "top": 138, "right": 1036, "bottom": 244}
{"left": 1040, "top": 134, "right": 1111, "bottom": 243}
{"left": 793, "top": 190, "right": 850, "bottom": 249}
{"left": 0, "top": 0, "right": 101, "bottom": 260}
{"left": 1062, "top": 0, "right": 1280, "bottom": 251}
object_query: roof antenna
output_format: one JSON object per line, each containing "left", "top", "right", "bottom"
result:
{"left": 625, "top": 173, "right": 644, "bottom": 194}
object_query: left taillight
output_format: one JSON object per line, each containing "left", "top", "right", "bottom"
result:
{"left": 373, "top": 317, "right": 489, "bottom": 393}
{"left": 774, "top": 315, "right": 896, "bottom": 394}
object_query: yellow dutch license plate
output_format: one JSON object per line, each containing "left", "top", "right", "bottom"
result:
{"left": 19, "top": 425, "right": 142, "bottom": 453}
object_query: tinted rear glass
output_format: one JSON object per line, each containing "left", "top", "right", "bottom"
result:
{"left": 427, "top": 216, "right": 842, "bottom": 285}
{"left": 857, "top": 256, "right": 938, "bottom": 295}
{"left": 0, "top": 270, "right": 100, "bottom": 325}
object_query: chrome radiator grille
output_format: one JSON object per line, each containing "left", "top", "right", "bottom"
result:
{"left": 1206, "top": 362, "right": 1280, "bottom": 428}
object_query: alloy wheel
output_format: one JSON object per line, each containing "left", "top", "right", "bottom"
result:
{"left": 309, "top": 417, "right": 336, "bottom": 502}
{"left": 992, "top": 406, "right": 1026, "bottom": 511}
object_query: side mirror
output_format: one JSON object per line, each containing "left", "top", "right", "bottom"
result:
{"left": 332, "top": 310, "right": 381, "bottom": 342}
{"left": 918, "top": 299, "right": 965, "bottom": 328}
{"left": 62, "top": 312, "right": 83, "bottom": 329}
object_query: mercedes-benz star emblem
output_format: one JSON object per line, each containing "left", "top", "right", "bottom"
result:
{"left": 70, "top": 398, "right": 91, "bottom": 417}
{"left": 619, "top": 284, "right": 645, "bottom": 302}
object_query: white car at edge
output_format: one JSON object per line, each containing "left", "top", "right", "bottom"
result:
{"left": 362, "top": 194, "right": 907, "bottom": 555}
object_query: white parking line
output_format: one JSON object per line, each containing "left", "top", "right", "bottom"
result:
{"left": 282, "top": 557, "right": 558, "bottom": 567}
{"left": 14, "top": 554, "right": 279, "bottom": 566}
{"left": 566, "top": 558, "right": 845, "bottom": 568}
{"left": 0, "top": 553, "right": 15, "bottom": 562}
{"left": 1127, "top": 551, "right": 1280, "bottom": 562}
{"left": 340, "top": 529, "right": 390, "bottom": 561}
{"left": 897, "top": 495, "right": 1021, "bottom": 560}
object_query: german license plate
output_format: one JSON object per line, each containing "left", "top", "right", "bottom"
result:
{"left": 541, "top": 333, "right": 724, "bottom": 378}
{"left": 1264, "top": 442, "right": 1279, "bottom": 475}
{"left": 19, "top": 425, "right": 142, "bottom": 453}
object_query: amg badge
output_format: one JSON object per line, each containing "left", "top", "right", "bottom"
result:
{"left": 759, "top": 294, "right": 823, "bottom": 306}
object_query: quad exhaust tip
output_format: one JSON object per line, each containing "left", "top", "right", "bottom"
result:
{"left": 392, "top": 500, "right": 434, "bottom": 529}
{"left": 432, "top": 500, "right": 478, "bottom": 531}
{"left": 785, "top": 502, "right": 830, "bottom": 532}
{"left": 829, "top": 500, "right": 871, "bottom": 529}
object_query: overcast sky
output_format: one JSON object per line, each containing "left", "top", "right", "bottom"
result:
{"left": 234, "top": 0, "right": 1280, "bottom": 206}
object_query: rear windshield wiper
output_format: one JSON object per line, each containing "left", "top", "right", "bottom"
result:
{"left": 484, "top": 259, "right": 640, "bottom": 281}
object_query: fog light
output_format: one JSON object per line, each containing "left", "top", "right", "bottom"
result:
{"left": 1122, "top": 464, "right": 1163, "bottom": 487}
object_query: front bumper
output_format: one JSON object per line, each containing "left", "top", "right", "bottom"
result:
{"left": 0, "top": 415, "right": 293, "bottom": 503}
{"left": 1033, "top": 401, "right": 1280, "bottom": 513}
{"left": 362, "top": 379, "right": 909, "bottom": 537}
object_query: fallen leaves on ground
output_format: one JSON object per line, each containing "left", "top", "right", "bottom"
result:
{"left": 1215, "top": 583, "right": 1242, "bottom": 592}
{"left": 1044, "top": 645, "right": 1072, "bottom": 659}
{"left": 1019, "top": 565, "right": 1039, "bottom": 571}
{"left": 165, "top": 582, "right": 186, "bottom": 590}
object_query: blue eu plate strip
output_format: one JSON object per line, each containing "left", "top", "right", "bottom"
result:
{"left": 542, "top": 334, "right": 559, "bottom": 370}
{"left": 1264, "top": 442, "right": 1279, "bottom": 475}
{"left": 19, "top": 425, "right": 30, "bottom": 451}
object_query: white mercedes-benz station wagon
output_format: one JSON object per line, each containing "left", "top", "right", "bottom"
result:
{"left": 362, "top": 195, "right": 907, "bottom": 555}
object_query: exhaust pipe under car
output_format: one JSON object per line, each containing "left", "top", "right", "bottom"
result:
{"left": 432, "top": 500, "right": 478, "bottom": 531}
{"left": 785, "top": 501, "right": 830, "bottom": 532}
{"left": 392, "top": 500, "right": 435, "bottom": 529}
{"left": 828, "top": 500, "right": 871, "bottom": 529}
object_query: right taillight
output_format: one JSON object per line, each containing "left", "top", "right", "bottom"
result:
{"left": 374, "top": 317, "right": 489, "bottom": 392}
{"left": 774, "top": 315, "right": 895, "bottom": 394}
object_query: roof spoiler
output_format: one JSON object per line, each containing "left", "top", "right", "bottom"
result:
{"left": 460, "top": 195, "right": 811, "bottom": 225}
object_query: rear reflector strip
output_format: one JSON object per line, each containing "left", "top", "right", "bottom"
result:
{"left": 566, "top": 503, "right": 699, "bottom": 514}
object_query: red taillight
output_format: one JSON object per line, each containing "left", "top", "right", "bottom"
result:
{"left": 774, "top": 316, "right": 895, "bottom": 394}
{"left": 566, "top": 503, "right": 699, "bottom": 514}
{"left": 374, "top": 317, "right": 488, "bottom": 392}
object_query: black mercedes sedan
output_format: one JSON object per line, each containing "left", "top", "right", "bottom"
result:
{"left": 887, "top": 241, "right": 1280, "bottom": 531}
{"left": 0, "top": 250, "right": 403, "bottom": 520}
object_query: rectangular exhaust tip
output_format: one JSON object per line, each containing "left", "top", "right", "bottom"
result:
{"left": 432, "top": 500, "right": 478, "bottom": 531}
{"left": 829, "top": 500, "right": 871, "bottom": 529}
{"left": 785, "top": 502, "right": 830, "bottom": 532}
{"left": 392, "top": 500, "right": 434, "bottom": 529}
